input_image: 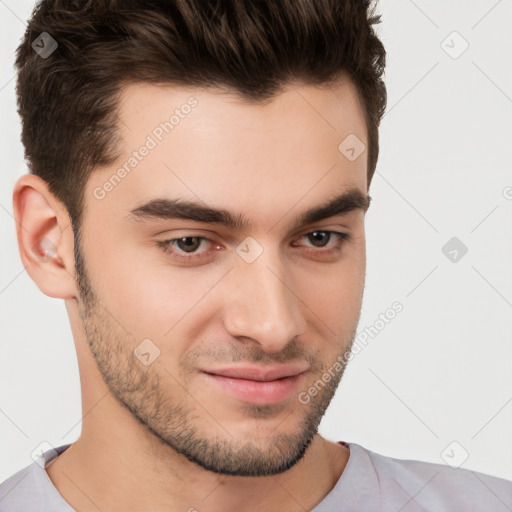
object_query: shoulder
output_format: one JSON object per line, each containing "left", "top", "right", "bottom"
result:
{"left": 0, "top": 444, "right": 74, "bottom": 512}
{"left": 353, "top": 443, "right": 512, "bottom": 512}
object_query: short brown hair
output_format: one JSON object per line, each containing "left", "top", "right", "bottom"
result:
{"left": 15, "top": 0, "right": 386, "bottom": 231}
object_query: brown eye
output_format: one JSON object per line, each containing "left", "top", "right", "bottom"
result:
{"left": 307, "top": 231, "right": 332, "bottom": 247}
{"left": 175, "top": 236, "right": 203, "bottom": 253}
{"left": 290, "top": 230, "right": 351, "bottom": 260}
{"left": 157, "top": 236, "right": 214, "bottom": 261}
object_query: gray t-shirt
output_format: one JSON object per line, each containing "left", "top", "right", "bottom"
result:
{"left": 1, "top": 441, "right": 511, "bottom": 511}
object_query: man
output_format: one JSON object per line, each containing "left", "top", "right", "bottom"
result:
{"left": 1, "top": 0, "right": 511, "bottom": 511}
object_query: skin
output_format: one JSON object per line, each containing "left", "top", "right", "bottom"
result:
{"left": 13, "top": 77, "right": 369, "bottom": 512}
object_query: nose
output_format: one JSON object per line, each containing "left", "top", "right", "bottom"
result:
{"left": 222, "top": 244, "right": 308, "bottom": 353}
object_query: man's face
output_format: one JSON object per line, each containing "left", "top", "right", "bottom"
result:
{"left": 74, "top": 79, "right": 369, "bottom": 476}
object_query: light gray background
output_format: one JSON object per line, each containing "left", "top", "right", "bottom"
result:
{"left": 1, "top": 0, "right": 511, "bottom": 483}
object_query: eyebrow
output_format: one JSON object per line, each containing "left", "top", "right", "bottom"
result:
{"left": 128, "top": 187, "right": 371, "bottom": 231}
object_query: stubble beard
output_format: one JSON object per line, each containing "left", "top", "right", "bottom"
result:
{"left": 73, "top": 228, "right": 356, "bottom": 476}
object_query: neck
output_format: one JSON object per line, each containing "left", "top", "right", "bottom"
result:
{"left": 46, "top": 404, "right": 349, "bottom": 512}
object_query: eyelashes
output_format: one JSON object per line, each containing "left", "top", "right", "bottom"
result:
{"left": 157, "top": 230, "right": 351, "bottom": 263}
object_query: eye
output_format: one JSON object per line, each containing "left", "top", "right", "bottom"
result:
{"left": 302, "top": 231, "right": 343, "bottom": 247}
{"left": 157, "top": 230, "right": 351, "bottom": 263}
{"left": 291, "top": 230, "right": 351, "bottom": 255}
{"left": 169, "top": 236, "right": 204, "bottom": 253}
{"left": 157, "top": 236, "right": 216, "bottom": 262}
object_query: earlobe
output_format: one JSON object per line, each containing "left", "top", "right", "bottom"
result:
{"left": 12, "top": 174, "right": 78, "bottom": 300}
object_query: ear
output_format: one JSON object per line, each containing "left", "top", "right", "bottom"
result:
{"left": 12, "top": 173, "right": 78, "bottom": 299}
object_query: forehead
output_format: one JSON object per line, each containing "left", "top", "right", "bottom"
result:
{"left": 85, "top": 79, "right": 368, "bottom": 229}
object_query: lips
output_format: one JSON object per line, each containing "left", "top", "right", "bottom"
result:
{"left": 202, "top": 364, "right": 309, "bottom": 382}
{"left": 200, "top": 364, "right": 309, "bottom": 405}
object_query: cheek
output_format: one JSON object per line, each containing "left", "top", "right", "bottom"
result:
{"left": 293, "top": 252, "right": 365, "bottom": 328}
{"left": 306, "top": 277, "right": 363, "bottom": 330}
{"left": 85, "top": 238, "right": 222, "bottom": 339}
